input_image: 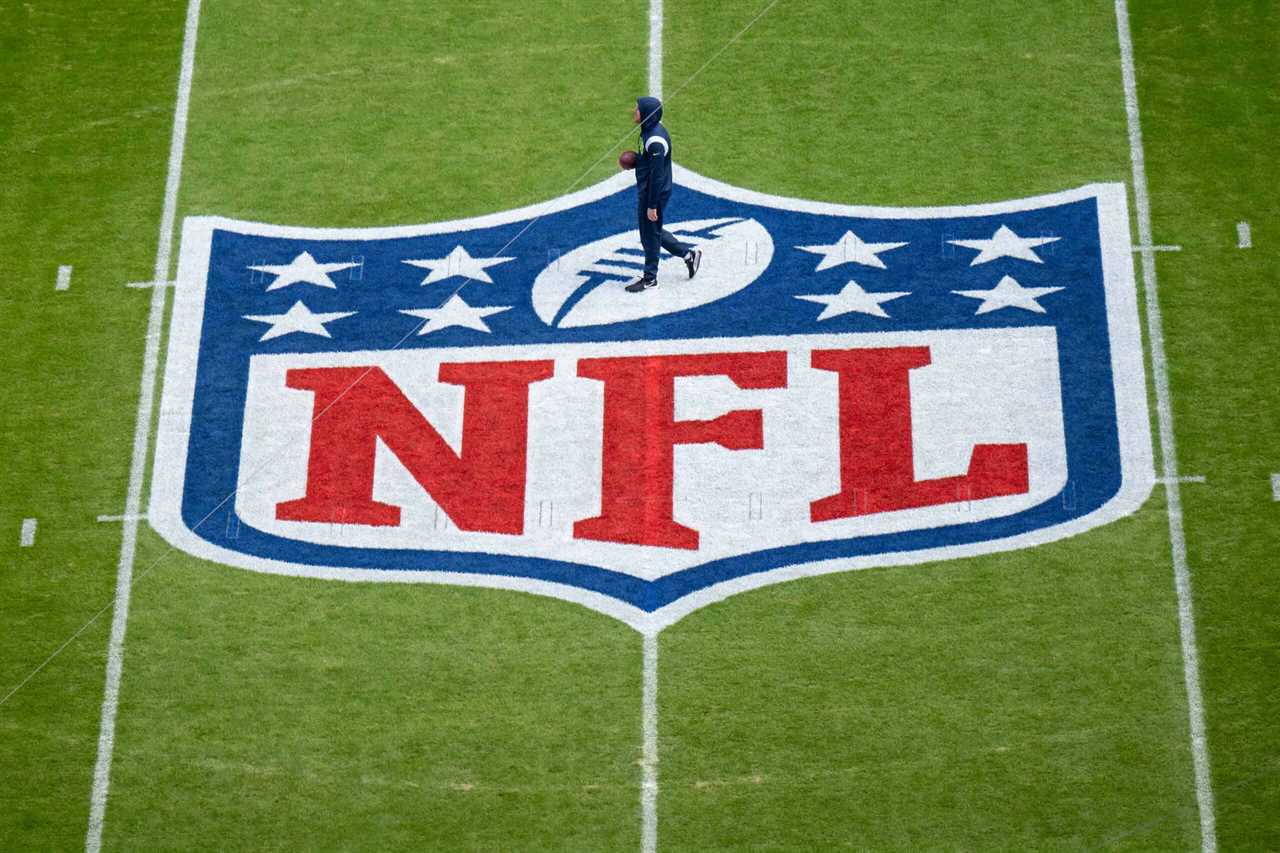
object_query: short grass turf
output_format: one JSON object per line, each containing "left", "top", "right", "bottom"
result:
{"left": 1, "top": 0, "right": 1277, "bottom": 850}
{"left": 1128, "top": 2, "right": 1280, "bottom": 849}
{"left": 109, "top": 1, "right": 650, "bottom": 851}
{"left": 1, "top": 0, "right": 187, "bottom": 848}
{"left": 660, "top": 4, "right": 1198, "bottom": 849}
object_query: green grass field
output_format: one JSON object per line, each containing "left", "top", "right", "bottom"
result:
{"left": 2, "top": 1, "right": 1276, "bottom": 850}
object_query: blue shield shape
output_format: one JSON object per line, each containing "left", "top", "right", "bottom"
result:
{"left": 151, "top": 169, "right": 1153, "bottom": 631}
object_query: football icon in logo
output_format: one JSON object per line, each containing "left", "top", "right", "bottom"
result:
{"left": 531, "top": 217, "right": 773, "bottom": 328}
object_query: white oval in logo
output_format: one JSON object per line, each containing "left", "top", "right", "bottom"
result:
{"left": 531, "top": 217, "right": 774, "bottom": 328}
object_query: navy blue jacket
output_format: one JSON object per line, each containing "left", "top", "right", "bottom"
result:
{"left": 634, "top": 96, "right": 673, "bottom": 210}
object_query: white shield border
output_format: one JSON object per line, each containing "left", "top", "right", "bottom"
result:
{"left": 150, "top": 167, "right": 1154, "bottom": 635}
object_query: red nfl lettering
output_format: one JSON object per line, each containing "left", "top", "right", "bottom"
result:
{"left": 274, "top": 347, "right": 1030, "bottom": 543}
{"left": 573, "top": 351, "right": 789, "bottom": 550}
{"left": 276, "top": 361, "right": 553, "bottom": 532}
{"left": 809, "top": 346, "right": 1030, "bottom": 522}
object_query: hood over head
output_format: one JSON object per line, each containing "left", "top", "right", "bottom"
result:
{"left": 636, "top": 96, "right": 663, "bottom": 132}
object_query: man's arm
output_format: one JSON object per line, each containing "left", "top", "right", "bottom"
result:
{"left": 645, "top": 136, "right": 669, "bottom": 212}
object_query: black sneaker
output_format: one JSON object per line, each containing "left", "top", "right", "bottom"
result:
{"left": 625, "top": 276, "right": 657, "bottom": 293}
{"left": 684, "top": 248, "right": 702, "bottom": 279}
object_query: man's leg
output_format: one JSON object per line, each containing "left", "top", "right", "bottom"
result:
{"left": 627, "top": 204, "right": 661, "bottom": 292}
{"left": 659, "top": 229, "right": 690, "bottom": 257}
{"left": 639, "top": 205, "right": 660, "bottom": 279}
{"left": 656, "top": 211, "right": 701, "bottom": 280}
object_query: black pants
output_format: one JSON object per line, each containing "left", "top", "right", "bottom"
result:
{"left": 639, "top": 202, "right": 690, "bottom": 278}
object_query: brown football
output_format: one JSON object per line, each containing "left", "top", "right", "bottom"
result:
{"left": 618, "top": 150, "right": 638, "bottom": 170}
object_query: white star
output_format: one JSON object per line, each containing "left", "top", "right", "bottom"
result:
{"left": 248, "top": 251, "right": 358, "bottom": 291}
{"left": 796, "top": 231, "right": 908, "bottom": 271}
{"left": 402, "top": 245, "right": 515, "bottom": 285}
{"left": 795, "top": 280, "right": 911, "bottom": 320}
{"left": 948, "top": 225, "right": 1060, "bottom": 265}
{"left": 400, "top": 294, "right": 512, "bottom": 335}
{"left": 952, "top": 275, "right": 1064, "bottom": 315}
{"left": 243, "top": 300, "right": 356, "bottom": 341}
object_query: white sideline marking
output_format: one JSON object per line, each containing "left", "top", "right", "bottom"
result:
{"left": 56, "top": 265, "right": 73, "bottom": 291}
{"left": 1237, "top": 222, "right": 1252, "bottom": 249}
{"left": 85, "top": 0, "right": 203, "bottom": 850}
{"left": 1132, "top": 244, "right": 1182, "bottom": 252}
{"left": 1115, "top": 2, "right": 1217, "bottom": 851}
{"left": 641, "top": 633, "right": 659, "bottom": 853}
{"left": 1271, "top": 474, "right": 1280, "bottom": 502}
{"left": 20, "top": 518, "right": 38, "bottom": 548}
{"left": 1157, "top": 475, "right": 1206, "bottom": 485}
{"left": 96, "top": 514, "right": 148, "bottom": 523}
{"left": 125, "top": 280, "right": 176, "bottom": 289}
{"left": 648, "top": 0, "right": 663, "bottom": 99}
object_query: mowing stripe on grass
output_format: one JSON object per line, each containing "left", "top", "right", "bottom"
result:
{"left": 661, "top": 0, "right": 779, "bottom": 109}
{"left": 1236, "top": 221, "right": 1252, "bottom": 248}
{"left": 1115, "top": 2, "right": 1218, "bottom": 851}
{"left": 56, "top": 265, "right": 73, "bottom": 291}
{"left": 20, "top": 518, "right": 38, "bottom": 548}
{"left": 85, "top": 0, "right": 204, "bottom": 850}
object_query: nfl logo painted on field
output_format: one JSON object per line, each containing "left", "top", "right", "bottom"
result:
{"left": 152, "top": 168, "right": 1154, "bottom": 632}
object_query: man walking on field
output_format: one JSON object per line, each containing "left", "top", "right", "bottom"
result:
{"left": 625, "top": 96, "right": 702, "bottom": 293}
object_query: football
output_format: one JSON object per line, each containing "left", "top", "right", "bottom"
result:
{"left": 618, "top": 150, "right": 638, "bottom": 170}
{"left": 531, "top": 216, "right": 774, "bottom": 328}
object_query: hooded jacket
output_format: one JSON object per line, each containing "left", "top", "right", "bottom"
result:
{"left": 634, "top": 96, "right": 673, "bottom": 211}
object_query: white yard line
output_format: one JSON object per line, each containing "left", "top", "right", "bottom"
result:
{"left": 20, "top": 518, "right": 38, "bottom": 548}
{"left": 640, "top": 632, "right": 660, "bottom": 853}
{"left": 641, "top": 6, "right": 662, "bottom": 849}
{"left": 56, "top": 265, "right": 73, "bottom": 291}
{"left": 1114, "top": 3, "right": 1217, "bottom": 851}
{"left": 635, "top": 2, "right": 783, "bottom": 847}
{"left": 1132, "top": 244, "right": 1182, "bottom": 252}
{"left": 1271, "top": 474, "right": 1280, "bottom": 502}
{"left": 639, "top": 7, "right": 665, "bottom": 850}
{"left": 648, "top": 0, "right": 663, "bottom": 99}
{"left": 85, "top": 1, "right": 204, "bottom": 850}
{"left": 1236, "top": 221, "right": 1252, "bottom": 249}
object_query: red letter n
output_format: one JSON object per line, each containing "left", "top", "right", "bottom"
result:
{"left": 276, "top": 361, "right": 553, "bottom": 534}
